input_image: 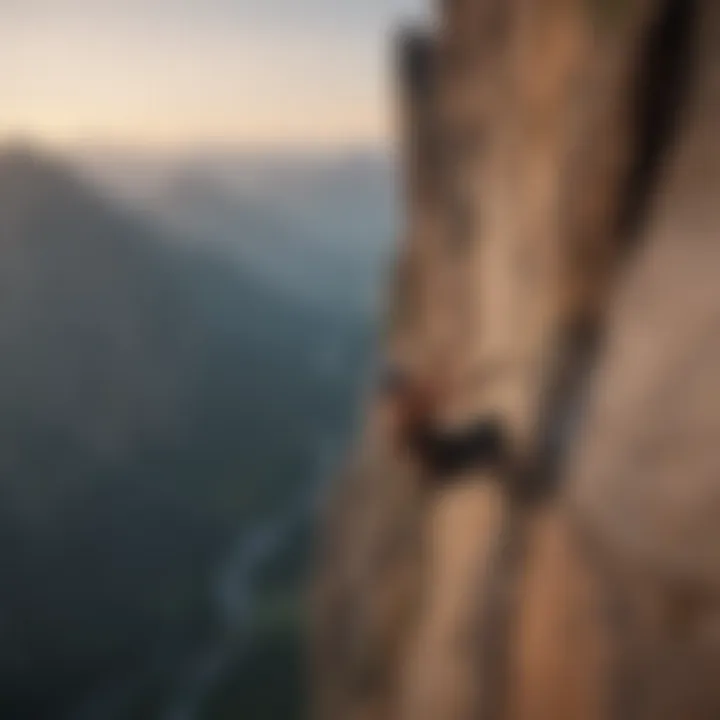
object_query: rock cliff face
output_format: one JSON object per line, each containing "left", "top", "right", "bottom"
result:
{"left": 312, "top": 1, "right": 720, "bottom": 719}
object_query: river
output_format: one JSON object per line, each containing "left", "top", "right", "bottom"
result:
{"left": 160, "top": 437, "right": 338, "bottom": 720}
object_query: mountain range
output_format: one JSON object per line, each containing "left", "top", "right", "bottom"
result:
{"left": 0, "top": 144, "right": 384, "bottom": 719}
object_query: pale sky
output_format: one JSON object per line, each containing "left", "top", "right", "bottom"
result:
{"left": 0, "top": 0, "right": 430, "bottom": 149}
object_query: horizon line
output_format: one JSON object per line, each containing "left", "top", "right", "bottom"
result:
{"left": 0, "top": 133, "right": 397, "bottom": 159}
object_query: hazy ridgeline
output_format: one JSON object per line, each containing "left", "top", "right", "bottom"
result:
{"left": 0, "top": 144, "right": 394, "bottom": 720}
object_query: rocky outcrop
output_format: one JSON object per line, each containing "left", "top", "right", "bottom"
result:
{"left": 312, "top": 1, "right": 720, "bottom": 718}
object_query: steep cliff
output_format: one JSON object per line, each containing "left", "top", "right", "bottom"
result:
{"left": 312, "top": 1, "right": 720, "bottom": 719}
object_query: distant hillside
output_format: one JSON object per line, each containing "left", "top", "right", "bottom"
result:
{"left": 69, "top": 147, "right": 397, "bottom": 317}
{"left": 0, "top": 146, "right": 373, "bottom": 719}
{"left": 0, "top": 146, "right": 196, "bottom": 458}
